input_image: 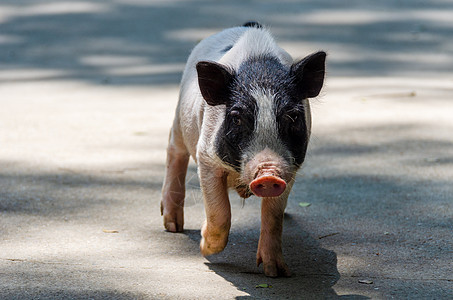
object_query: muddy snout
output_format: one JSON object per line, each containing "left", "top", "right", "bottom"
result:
{"left": 249, "top": 163, "right": 287, "bottom": 198}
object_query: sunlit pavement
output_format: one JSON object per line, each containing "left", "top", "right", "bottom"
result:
{"left": 1, "top": 1, "right": 452, "bottom": 299}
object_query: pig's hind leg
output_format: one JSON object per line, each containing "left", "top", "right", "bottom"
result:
{"left": 161, "top": 125, "right": 190, "bottom": 232}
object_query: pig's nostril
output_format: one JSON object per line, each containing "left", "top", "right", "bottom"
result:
{"left": 250, "top": 175, "right": 286, "bottom": 198}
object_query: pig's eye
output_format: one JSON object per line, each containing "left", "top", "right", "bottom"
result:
{"left": 230, "top": 110, "right": 241, "bottom": 126}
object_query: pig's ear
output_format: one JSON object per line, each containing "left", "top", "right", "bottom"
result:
{"left": 291, "top": 51, "right": 326, "bottom": 99}
{"left": 196, "top": 61, "right": 233, "bottom": 106}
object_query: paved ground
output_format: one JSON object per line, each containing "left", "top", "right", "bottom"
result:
{"left": 1, "top": 0, "right": 452, "bottom": 299}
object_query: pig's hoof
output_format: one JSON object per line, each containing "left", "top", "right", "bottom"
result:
{"left": 257, "top": 255, "right": 292, "bottom": 277}
{"left": 163, "top": 220, "right": 183, "bottom": 233}
{"left": 162, "top": 203, "right": 184, "bottom": 232}
{"left": 200, "top": 237, "right": 226, "bottom": 256}
{"left": 163, "top": 218, "right": 183, "bottom": 232}
{"left": 200, "top": 222, "right": 228, "bottom": 256}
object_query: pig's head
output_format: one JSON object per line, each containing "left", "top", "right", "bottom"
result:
{"left": 196, "top": 51, "right": 326, "bottom": 198}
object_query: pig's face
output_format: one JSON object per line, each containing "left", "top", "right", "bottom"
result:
{"left": 197, "top": 51, "right": 325, "bottom": 197}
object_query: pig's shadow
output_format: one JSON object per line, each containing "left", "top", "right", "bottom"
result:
{"left": 184, "top": 213, "right": 366, "bottom": 299}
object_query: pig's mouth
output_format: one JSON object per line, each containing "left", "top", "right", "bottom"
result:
{"left": 235, "top": 184, "right": 254, "bottom": 199}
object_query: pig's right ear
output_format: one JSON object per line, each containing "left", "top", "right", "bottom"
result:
{"left": 196, "top": 61, "right": 233, "bottom": 106}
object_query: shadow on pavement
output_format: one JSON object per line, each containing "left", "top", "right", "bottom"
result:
{"left": 1, "top": 0, "right": 452, "bottom": 298}
{"left": 0, "top": 289, "right": 147, "bottom": 300}
{"left": 1, "top": 122, "right": 451, "bottom": 298}
{"left": 202, "top": 215, "right": 367, "bottom": 299}
{"left": 1, "top": 0, "right": 453, "bottom": 86}
{"left": 176, "top": 120, "right": 452, "bottom": 298}
{"left": 0, "top": 162, "right": 161, "bottom": 218}
{"left": 183, "top": 209, "right": 369, "bottom": 299}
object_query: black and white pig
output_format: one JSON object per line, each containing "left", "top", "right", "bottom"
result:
{"left": 161, "top": 22, "right": 326, "bottom": 277}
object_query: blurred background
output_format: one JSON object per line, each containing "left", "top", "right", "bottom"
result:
{"left": 1, "top": 0, "right": 452, "bottom": 85}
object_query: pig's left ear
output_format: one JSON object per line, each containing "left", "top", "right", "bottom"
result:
{"left": 291, "top": 51, "right": 326, "bottom": 99}
{"left": 196, "top": 61, "right": 234, "bottom": 106}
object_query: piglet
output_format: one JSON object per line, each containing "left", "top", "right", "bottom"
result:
{"left": 161, "top": 22, "right": 326, "bottom": 277}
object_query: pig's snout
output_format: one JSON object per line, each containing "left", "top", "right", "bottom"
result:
{"left": 250, "top": 174, "right": 286, "bottom": 198}
{"left": 243, "top": 150, "right": 291, "bottom": 198}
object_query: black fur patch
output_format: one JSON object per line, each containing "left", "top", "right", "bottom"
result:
{"left": 242, "top": 21, "right": 263, "bottom": 28}
{"left": 215, "top": 56, "right": 310, "bottom": 170}
{"left": 215, "top": 82, "right": 257, "bottom": 171}
{"left": 275, "top": 96, "right": 309, "bottom": 167}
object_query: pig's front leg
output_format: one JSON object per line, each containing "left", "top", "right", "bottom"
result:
{"left": 198, "top": 163, "right": 231, "bottom": 256}
{"left": 256, "top": 195, "right": 291, "bottom": 277}
{"left": 161, "top": 129, "right": 190, "bottom": 233}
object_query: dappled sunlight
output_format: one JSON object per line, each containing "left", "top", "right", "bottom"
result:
{"left": 0, "top": 34, "right": 23, "bottom": 45}
{"left": 105, "top": 63, "right": 185, "bottom": 77}
{"left": 0, "top": 68, "right": 69, "bottom": 82}
{"left": 1, "top": 1, "right": 110, "bottom": 18}
{"left": 165, "top": 28, "right": 220, "bottom": 42}
{"left": 79, "top": 55, "right": 150, "bottom": 67}
{"left": 1, "top": 0, "right": 453, "bottom": 85}
{"left": 298, "top": 76, "right": 453, "bottom": 186}
{"left": 0, "top": 81, "right": 178, "bottom": 169}
{"left": 1, "top": 0, "right": 452, "bottom": 298}
{"left": 273, "top": 9, "right": 453, "bottom": 26}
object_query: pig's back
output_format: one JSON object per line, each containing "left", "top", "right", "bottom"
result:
{"left": 182, "top": 26, "right": 292, "bottom": 85}
{"left": 181, "top": 26, "right": 250, "bottom": 86}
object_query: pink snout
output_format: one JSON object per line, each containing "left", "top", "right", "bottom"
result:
{"left": 250, "top": 175, "right": 287, "bottom": 198}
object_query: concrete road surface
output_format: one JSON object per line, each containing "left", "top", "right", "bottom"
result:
{"left": 1, "top": 0, "right": 452, "bottom": 299}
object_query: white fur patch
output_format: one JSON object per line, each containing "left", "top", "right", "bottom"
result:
{"left": 243, "top": 88, "right": 290, "bottom": 164}
{"left": 219, "top": 28, "right": 293, "bottom": 69}
{"left": 251, "top": 88, "right": 278, "bottom": 144}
